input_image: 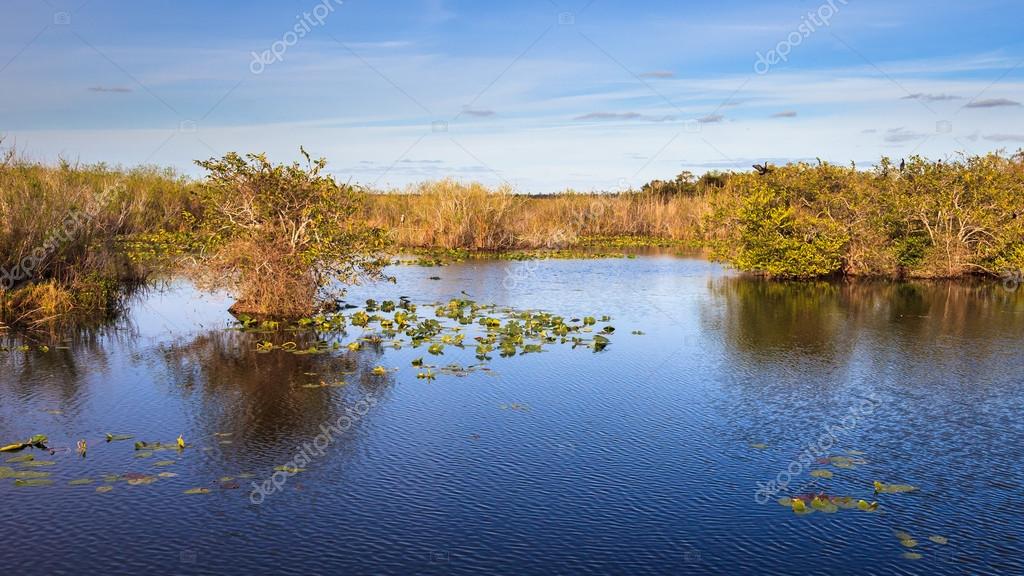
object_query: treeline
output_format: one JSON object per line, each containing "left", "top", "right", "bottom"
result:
{"left": 364, "top": 153, "right": 1024, "bottom": 279}
{"left": 2, "top": 143, "right": 1022, "bottom": 325}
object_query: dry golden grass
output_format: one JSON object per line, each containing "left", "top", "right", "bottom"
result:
{"left": 362, "top": 178, "right": 720, "bottom": 250}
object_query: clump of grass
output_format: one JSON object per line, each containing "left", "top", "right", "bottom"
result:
{"left": 0, "top": 140, "right": 195, "bottom": 325}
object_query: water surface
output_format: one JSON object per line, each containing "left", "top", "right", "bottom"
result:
{"left": 2, "top": 255, "right": 1023, "bottom": 575}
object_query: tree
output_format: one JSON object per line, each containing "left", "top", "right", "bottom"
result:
{"left": 190, "top": 149, "right": 391, "bottom": 317}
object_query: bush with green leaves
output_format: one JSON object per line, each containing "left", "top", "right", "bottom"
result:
{"left": 190, "top": 149, "right": 391, "bottom": 317}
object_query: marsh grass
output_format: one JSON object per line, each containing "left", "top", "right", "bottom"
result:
{"left": 0, "top": 151, "right": 195, "bottom": 325}
{"left": 362, "top": 178, "right": 720, "bottom": 250}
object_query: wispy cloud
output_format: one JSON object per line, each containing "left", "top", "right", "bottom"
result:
{"left": 462, "top": 106, "right": 496, "bottom": 117}
{"left": 639, "top": 71, "right": 674, "bottom": 79}
{"left": 88, "top": 86, "right": 133, "bottom": 93}
{"left": 574, "top": 112, "right": 674, "bottom": 122}
{"left": 771, "top": 110, "right": 797, "bottom": 118}
{"left": 901, "top": 93, "right": 961, "bottom": 102}
{"left": 698, "top": 114, "right": 725, "bottom": 124}
{"left": 964, "top": 98, "right": 1022, "bottom": 109}
{"left": 984, "top": 133, "right": 1024, "bottom": 143}
{"left": 884, "top": 127, "right": 927, "bottom": 143}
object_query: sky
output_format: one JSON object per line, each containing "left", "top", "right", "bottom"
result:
{"left": 1, "top": 0, "right": 1023, "bottom": 192}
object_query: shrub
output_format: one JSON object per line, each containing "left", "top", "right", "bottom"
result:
{"left": 190, "top": 149, "right": 391, "bottom": 318}
{"left": 730, "top": 181, "right": 848, "bottom": 278}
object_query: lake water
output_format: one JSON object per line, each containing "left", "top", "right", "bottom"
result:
{"left": 2, "top": 255, "right": 1023, "bottom": 575}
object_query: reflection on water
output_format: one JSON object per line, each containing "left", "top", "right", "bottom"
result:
{"left": 1, "top": 259, "right": 1023, "bottom": 575}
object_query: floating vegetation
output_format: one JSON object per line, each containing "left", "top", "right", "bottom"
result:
{"left": 749, "top": 443, "right": 768, "bottom": 449}
{"left": 18, "top": 460, "right": 56, "bottom": 467}
{"left": 273, "top": 465, "right": 305, "bottom": 473}
{"left": 183, "top": 487, "right": 211, "bottom": 495}
{"left": 134, "top": 441, "right": 181, "bottom": 452}
{"left": 14, "top": 479, "right": 54, "bottom": 487}
{"left": 0, "top": 434, "right": 49, "bottom": 452}
{"left": 127, "top": 476, "right": 158, "bottom": 486}
{"left": 5, "top": 454, "right": 34, "bottom": 463}
{"left": 105, "top": 433, "right": 134, "bottom": 442}
{"left": 69, "top": 478, "right": 94, "bottom": 486}
{"left": 874, "top": 481, "right": 919, "bottom": 494}
{"left": 154, "top": 460, "right": 176, "bottom": 467}
{"left": 500, "top": 403, "right": 530, "bottom": 412}
{"left": 810, "top": 469, "right": 834, "bottom": 479}
{"left": 230, "top": 297, "right": 615, "bottom": 380}
{"left": 779, "top": 494, "right": 877, "bottom": 515}
{"left": 95, "top": 486, "right": 114, "bottom": 494}
{"left": 158, "top": 472, "right": 178, "bottom": 478}
{"left": 902, "top": 552, "right": 923, "bottom": 560}
{"left": 928, "top": 535, "right": 948, "bottom": 545}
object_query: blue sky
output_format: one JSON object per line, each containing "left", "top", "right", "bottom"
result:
{"left": 2, "top": 0, "right": 1023, "bottom": 192}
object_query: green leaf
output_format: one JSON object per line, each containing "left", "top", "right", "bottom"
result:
{"left": 15, "top": 479, "right": 54, "bottom": 487}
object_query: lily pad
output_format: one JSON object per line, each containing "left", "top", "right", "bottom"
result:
{"left": 902, "top": 552, "right": 923, "bottom": 560}
{"left": 69, "top": 478, "right": 94, "bottom": 486}
{"left": 95, "top": 486, "right": 114, "bottom": 493}
{"left": 900, "top": 539, "right": 919, "bottom": 548}
{"left": 134, "top": 451, "right": 154, "bottom": 459}
{"left": 928, "top": 536, "right": 948, "bottom": 545}
{"left": 127, "top": 476, "right": 158, "bottom": 486}
{"left": 5, "top": 454, "right": 34, "bottom": 463}
{"left": 105, "top": 433, "right": 134, "bottom": 442}
{"left": 749, "top": 443, "right": 768, "bottom": 449}
{"left": 10, "top": 470, "right": 51, "bottom": 480}
{"left": 875, "top": 481, "right": 919, "bottom": 494}
{"left": 183, "top": 487, "right": 211, "bottom": 495}
{"left": 153, "top": 460, "right": 176, "bottom": 467}
{"left": 273, "top": 465, "right": 305, "bottom": 473}
{"left": 15, "top": 479, "right": 54, "bottom": 487}
{"left": 810, "top": 469, "right": 834, "bottom": 479}
{"left": 19, "top": 460, "right": 56, "bottom": 467}
{"left": 158, "top": 472, "right": 179, "bottom": 478}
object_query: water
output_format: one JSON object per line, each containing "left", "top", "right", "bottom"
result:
{"left": 2, "top": 255, "right": 1023, "bottom": 575}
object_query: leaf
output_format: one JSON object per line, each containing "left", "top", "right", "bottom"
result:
{"left": 154, "top": 460, "right": 176, "bottom": 467}
{"left": 273, "top": 465, "right": 305, "bottom": 473}
{"left": 5, "top": 454, "right": 34, "bottom": 463}
{"left": 928, "top": 536, "right": 948, "bottom": 545}
{"left": 135, "top": 451, "right": 154, "bottom": 459}
{"left": 902, "top": 552, "right": 923, "bottom": 560}
{"left": 95, "top": 486, "right": 114, "bottom": 493}
{"left": 69, "top": 478, "right": 94, "bottom": 486}
{"left": 810, "top": 469, "right": 834, "bottom": 479}
{"left": 10, "top": 470, "right": 50, "bottom": 479}
{"left": 893, "top": 531, "right": 913, "bottom": 541}
{"left": 127, "top": 476, "right": 158, "bottom": 486}
{"left": 875, "top": 481, "right": 919, "bottom": 494}
{"left": 105, "top": 433, "right": 134, "bottom": 442}
{"left": 900, "top": 539, "right": 918, "bottom": 548}
{"left": 158, "top": 472, "right": 179, "bottom": 478}
{"left": 15, "top": 479, "right": 54, "bottom": 487}
{"left": 183, "top": 487, "right": 211, "bottom": 495}
{"left": 19, "top": 460, "right": 56, "bottom": 467}
{"left": 749, "top": 443, "right": 768, "bottom": 449}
